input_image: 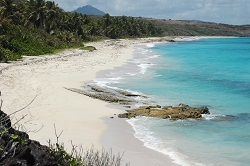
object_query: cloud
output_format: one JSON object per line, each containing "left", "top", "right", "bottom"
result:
{"left": 53, "top": 0, "right": 250, "bottom": 25}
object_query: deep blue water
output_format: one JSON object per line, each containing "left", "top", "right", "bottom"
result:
{"left": 95, "top": 37, "right": 250, "bottom": 165}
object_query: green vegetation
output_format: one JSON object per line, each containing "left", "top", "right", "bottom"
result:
{"left": 1, "top": 0, "right": 249, "bottom": 62}
{"left": 48, "top": 142, "right": 128, "bottom": 166}
{"left": 0, "top": 0, "right": 162, "bottom": 62}
{"left": 80, "top": 46, "right": 96, "bottom": 51}
{"left": 48, "top": 140, "right": 84, "bottom": 165}
{"left": 142, "top": 18, "right": 250, "bottom": 36}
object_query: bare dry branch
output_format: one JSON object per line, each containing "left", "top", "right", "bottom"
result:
{"left": 53, "top": 124, "right": 63, "bottom": 144}
{"left": 9, "top": 94, "right": 37, "bottom": 116}
{"left": 11, "top": 114, "right": 28, "bottom": 128}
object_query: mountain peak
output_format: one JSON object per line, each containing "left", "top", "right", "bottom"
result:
{"left": 72, "top": 5, "right": 105, "bottom": 16}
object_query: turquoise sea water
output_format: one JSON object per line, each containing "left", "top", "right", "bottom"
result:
{"left": 95, "top": 37, "right": 250, "bottom": 165}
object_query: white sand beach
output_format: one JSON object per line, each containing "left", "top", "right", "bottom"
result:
{"left": 0, "top": 37, "right": 178, "bottom": 165}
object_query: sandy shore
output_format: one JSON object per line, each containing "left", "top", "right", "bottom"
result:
{"left": 0, "top": 37, "right": 177, "bottom": 165}
{"left": 101, "top": 115, "right": 178, "bottom": 166}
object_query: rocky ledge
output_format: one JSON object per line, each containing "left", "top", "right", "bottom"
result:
{"left": 65, "top": 83, "right": 148, "bottom": 105}
{"left": 66, "top": 84, "right": 210, "bottom": 120}
{"left": 118, "top": 103, "right": 210, "bottom": 120}
{"left": 0, "top": 110, "right": 63, "bottom": 165}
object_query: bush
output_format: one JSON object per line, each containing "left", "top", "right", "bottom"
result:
{"left": 0, "top": 25, "right": 83, "bottom": 62}
{"left": 0, "top": 47, "right": 7, "bottom": 62}
{"left": 80, "top": 46, "right": 96, "bottom": 51}
{"left": 0, "top": 47, "right": 21, "bottom": 62}
{"left": 48, "top": 142, "right": 129, "bottom": 166}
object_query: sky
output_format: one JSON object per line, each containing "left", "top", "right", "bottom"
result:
{"left": 53, "top": 0, "right": 250, "bottom": 25}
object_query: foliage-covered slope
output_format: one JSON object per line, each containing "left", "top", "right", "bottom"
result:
{"left": 143, "top": 18, "right": 250, "bottom": 36}
{"left": 0, "top": 0, "right": 162, "bottom": 62}
{"left": 1, "top": 0, "right": 250, "bottom": 62}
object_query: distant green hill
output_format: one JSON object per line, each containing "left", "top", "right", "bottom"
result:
{"left": 138, "top": 18, "right": 250, "bottom": 37}
{"left": 72, "top": 5, "right": 105, "bottom": 16}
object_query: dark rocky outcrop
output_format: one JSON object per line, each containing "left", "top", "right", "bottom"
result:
{"left": 167, "top": 39, "right": 175, "bottom": 42}
{"left": 0, "top": 110, "right": 62, "bottom": 165}
{"left": 118, "top": 103, "right": 210, "bottom": 120}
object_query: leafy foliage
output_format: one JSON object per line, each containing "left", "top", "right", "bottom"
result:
{"left": 48, "top": 141, "right": 84, "bottom": 166}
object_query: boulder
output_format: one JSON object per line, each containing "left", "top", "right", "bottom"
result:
{"left": 118, "top": 113, "right": 129, "bottom": 118}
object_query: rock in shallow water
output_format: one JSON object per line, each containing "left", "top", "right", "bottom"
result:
{"left": 118, "top": 103, "right": 210, "bottom": 120}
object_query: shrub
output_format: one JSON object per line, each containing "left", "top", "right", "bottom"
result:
{"left": 48, "top": 142, "right": 129, "bottom": 166}
{"left": 0, "top": 47, "right": 7, "bottom": 62}
{"left": 0, "top": 47, "right": 21, "bottom": 62}
{"left": 80, "top": 46, "right": 96, "bottom": 51}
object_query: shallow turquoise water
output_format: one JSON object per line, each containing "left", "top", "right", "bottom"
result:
{"left": 95, "top": 37, "right": 250, "bottom": 165}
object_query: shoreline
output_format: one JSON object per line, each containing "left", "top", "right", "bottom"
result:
{"left": 0, "top": 39, "right": 136, "bottom": 149}
{"left": 101, "top": 116, "right": 178, "bottom": 166}
{"left": 0, "top": 37, "right": 179, "bottom": 165}
{"left": 97, "top": 36, "right": 250, "bottom": 166}
{"left": 90, "top": 38, "right": 183, "bottom": 165}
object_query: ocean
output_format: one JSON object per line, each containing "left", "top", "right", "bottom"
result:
{"left": 94, "top": 37, "right": 250, "bottom": 166}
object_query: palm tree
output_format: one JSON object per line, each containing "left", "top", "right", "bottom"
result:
{"left": 86, "top": 22, "right": 99, "bottom": 36}
{"left": 100, "top": 14, "right": 112, "bottom": 29}
{"left": 28, "top": 0, "right": 47, "bottom": 29}
{"left": 0, "top": 0, "right": 24, "bottom": 27}
{"left": 0, "top": 0, "right": 16, "bottom": 18}
{"left": 44, "top": 1, "right": 63, "bottom": 33}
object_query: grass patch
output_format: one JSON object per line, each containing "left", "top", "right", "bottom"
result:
{"left": 80, "top": 46, "right": 97, "bottom": 51}
{"left": 52, "top": 48, "right": 67, "bottom": 54}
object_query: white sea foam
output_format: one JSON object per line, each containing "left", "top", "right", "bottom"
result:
{"left": 149, "top": 54, "right": 161, "bottom": 59}
{"left": 108, "top": 86, "right": 142, "bottom": 95}
{"left": 126, "top": 72, "right": 137, "bottom": 76}
{"left": 155, "top": 74, "right": 163, "bottom": 77}
{"left": 136, "top": 48, "right": 151, "bottom": 55}
{"left": 128, "top": 58, "right": 145, "bottom": 64}
{"left": 175, "top": 36, "right": 223, "bottom": 42}
{"left": 93, "top": 78, "right": 149, "bottom": 100}
{"left": 146, "top": 43, "right": 156, "bottom": 48}
{"left": 175, "top": 36, "right": 233, "bottom": 42}
{"left": 202, "top": 114, "right": 227, "bottom": 120}
{"left": 175, "top": 36, "right": 202, "bottom": 42}
{"left": 138, "top": 63, "right": 155, "bottom": 74}
{"left": 94, "top": 77, "right": 123, "bottom": 86}
{"left": 127, "top": 117, "right": 205, "bottom": 166}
